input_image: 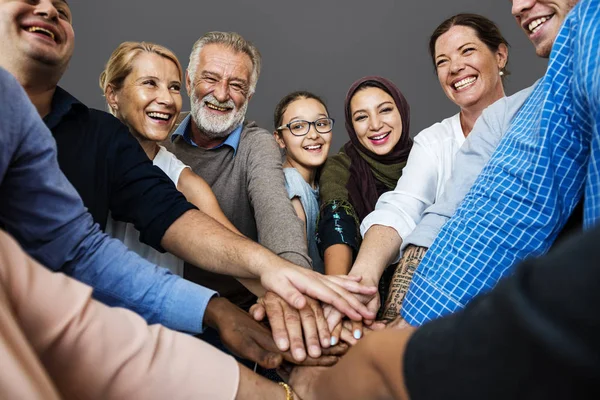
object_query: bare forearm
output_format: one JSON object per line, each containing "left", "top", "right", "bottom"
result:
{"left": 381, "top": 245, "right": 427, "bottom": 321}
{"left": 351, "top": 225, "right": 403, "bottom": 282}
{"left": 178, "top": 169, "right": 243, "bottom": 236}
{"left": 324, "top": 244, "right": 353, "bottom": 275}
{"left": 162, "top": 209, "right": 287, "bottom": 279}
{"left": 313, "top": 329, "right": 413, "bottom": 400}
{"left": 236, "top": 364, "right": 290, "bottom": 400}
{"left": 238, "top": 278, "right": 266, "bottom": 297}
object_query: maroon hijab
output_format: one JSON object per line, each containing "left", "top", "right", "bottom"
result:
{"left": 343, "top": 76, "right": 413, "bottom": 221}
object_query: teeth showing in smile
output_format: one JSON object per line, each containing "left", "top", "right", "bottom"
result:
{"left": 304, "top": 145, "right": 322, "bottom": 150}
{"left": 528, "top": 16, "right": 551, "bottom": 33}
{"left": 206, "top": 103, "right": 231, "bottom": 112}
{"left": 28, "top": 26, "right": 55, "bottom": 41}
{"left": 147, "top": 112, "right": 170, "bottom": 120}
{"left": 453, "top": 76, "right": 476, "bottom": 90}
{"left": 371, "top": 132, "right": 389, "bottom": 141}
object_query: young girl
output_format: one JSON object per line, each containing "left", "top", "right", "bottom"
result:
{"left": 273, "top": 92, "right": 334, "bottom": 273}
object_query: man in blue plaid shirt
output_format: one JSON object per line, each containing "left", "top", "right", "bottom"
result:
{"left": 402, "top": 0, "right": 600, "bottom": 325}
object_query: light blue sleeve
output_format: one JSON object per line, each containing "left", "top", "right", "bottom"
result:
{"left": 0, "top": 67, "right": 215, "bottom": 334}
{"left": 404, "top": 85, "right": 536, "bottom": 249}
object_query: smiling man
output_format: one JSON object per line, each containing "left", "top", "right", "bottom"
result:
{"left": 165, "top": 32, "right": 312, "bottom": 311}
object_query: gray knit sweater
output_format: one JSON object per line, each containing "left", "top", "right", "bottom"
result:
{"left": 164, "top": 118, "right": 311, "bottom": 308}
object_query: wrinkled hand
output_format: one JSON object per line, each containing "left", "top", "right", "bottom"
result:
{"left": 250, "top": 292, "right": 331, "bottom": 361}
{"left": 259, "top": 266, "right": 377, "bottom": 322}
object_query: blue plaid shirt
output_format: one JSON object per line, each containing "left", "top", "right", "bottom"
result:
{"left": 402, "top": 0, "right": 600, "bottom": 326}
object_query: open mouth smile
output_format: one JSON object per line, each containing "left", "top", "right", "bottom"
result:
{"left": 205, "top": 102, "right": 232, "bottom": 112}
{"left": 23, "top": 23, "right": 58, "bottom": 43}
{"left": 453, "top": 76, "right": 477, "bottom": 91}
{"left": 527, "top": 14, "right": 554, "bottom": 34}
{"left": 369, "top": 132, "right": 391, "bottom": 143}
{"left": 303, "top": 144, "right": 323, "bottom": 152}
{"left": 147, "top": 112, "right": 172, "bottom": 122}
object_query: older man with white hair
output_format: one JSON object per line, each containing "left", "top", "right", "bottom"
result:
{"left": 166, "top": 32, "right": 311, "bottom": 309}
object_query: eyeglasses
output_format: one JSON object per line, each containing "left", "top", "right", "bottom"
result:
{"left": 277, "top": 118, "right": 335, "bottom": 136}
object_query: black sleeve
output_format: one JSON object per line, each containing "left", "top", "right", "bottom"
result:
{"left": 316, "top": 200, "right": 360, "bottom": 257}
{"left": 403, "top": 225, "right": 600, "bottom": 400}
{"left": 105, "top": 114, "right": 196, "bottom": 251}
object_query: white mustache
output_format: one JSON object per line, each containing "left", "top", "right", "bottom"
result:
{"left": 202, "top": 94, "right": 235, "bottom": 109}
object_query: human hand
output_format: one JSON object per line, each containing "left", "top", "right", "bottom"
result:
{"left": 324, "top": 289, "right": 380, "bottom": 345}
{"left": 249, "top": 292, "right": 330, "bottom": 361}
{"left": 337, "top": 319, "right": 387, "bottom": 346}
{"left": 259, "top": 266, "right": 377, "bottom": 323}
{"left": 204, "top": 297, "right": 285, "bottom": 369}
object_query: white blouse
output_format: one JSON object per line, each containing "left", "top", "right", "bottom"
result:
{"left": 360, "top": 113, "right": 465, "bottom": 262}
{"left": 105, "top": 146, "right": 189, "bottom": 276}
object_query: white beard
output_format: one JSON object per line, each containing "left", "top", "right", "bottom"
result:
{"left": 190, "top": 93, "right": 248, "bottom": 140}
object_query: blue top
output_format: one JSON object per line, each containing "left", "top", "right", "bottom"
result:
{"left": 171, "top": 114, "right": 242, "bottom": 155}
{"left": 402, "top": 0, "right": 600, "bottom": 325}
{"left": 283, "top": 168, "right": 324, "bottom": 273}
{"left": 0, "top": 67, "right": 216, "bottom": 334}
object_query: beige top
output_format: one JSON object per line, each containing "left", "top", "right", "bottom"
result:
{"left": 0, "top": 229, "right": 239, "bottom": 399}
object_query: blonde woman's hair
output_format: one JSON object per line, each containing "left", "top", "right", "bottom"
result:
{"left": 187, "top": 31, "right": 261, "bottom": 96}
{"left": 99, "top": 41, "right": 183, "bottom": 116}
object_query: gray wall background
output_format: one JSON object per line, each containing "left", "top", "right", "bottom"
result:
{"left": 62, "top": 0, "right": 546, "bottom": 149}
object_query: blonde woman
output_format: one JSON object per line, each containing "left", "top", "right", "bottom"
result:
{"left": 100, "top": 42, "right": 241, "bottom": 276}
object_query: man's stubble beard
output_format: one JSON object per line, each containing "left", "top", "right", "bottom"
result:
{"left": 190, "top": 93, "right": 249, "bottom": 140}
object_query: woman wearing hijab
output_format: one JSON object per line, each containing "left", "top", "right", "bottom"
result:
{"left": 317, "top": 76, "right": 412, "bottom": 279}
{"left": 346, "top": 14, "right": 509, "bottom": 333}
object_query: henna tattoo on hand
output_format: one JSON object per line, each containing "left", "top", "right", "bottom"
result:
{"left": 381, "top": 245, "right": 428, "bottom": 321}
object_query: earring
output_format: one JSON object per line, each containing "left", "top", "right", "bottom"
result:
{"left": 499, "top": 70, "right": 505, "bottom": 76}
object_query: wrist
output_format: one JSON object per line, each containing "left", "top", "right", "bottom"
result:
{"left": 279, "top": 382, "right": 294, "bottom": 400}
{"left": 203, "top": 296, "right": 229, "bottom": 330}
{"left": 349, "top": 267, "right": 379, "bottom": 287}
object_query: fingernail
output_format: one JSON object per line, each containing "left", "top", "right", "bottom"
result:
{"left": 330, "top": 336, "right": 338, "bottom": 346}
{"left": 277, "top": 339, "right": 288, "bottom": 350}
{"left": 353, "top": 330, "right": 362, "bottom": 339}
{"left": 309, "top": 345, "right": 321, "bottom": 358}
{"left": 293, "top": 348, "right": 306, "bottom": 361}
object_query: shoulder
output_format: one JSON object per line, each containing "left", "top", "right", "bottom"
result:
{"left": 413, "top": 113, "right": 461, "bottom": 146}
{"left": 284, "top": 168, "right": 309, "bottom": 197}
{"left": 0, "top": 68, "right": 31, "bottom": 132}
{"left": 322, "top": 149, "right": 351, "bottom": 171}
{"left": 240, "top": 120, "right": 278, "bottom": 145}
{"left": 284, "top": 167, "right": 303, "bottom": 182}
{"left": 481, "top": 84, "right": 536, "bottom": 123}
{"left": 154, "top": 146, "right": 189, "bottom": 169}
{"left": 72, "top": 107, "right": 131, "bottom": 138}
{"left": 240, "top": 121, "right": 275, "bottom": 143}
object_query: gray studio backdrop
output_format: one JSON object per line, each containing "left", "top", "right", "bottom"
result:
{"left": 62, "top": 0, "right": 546, "bottom": 149}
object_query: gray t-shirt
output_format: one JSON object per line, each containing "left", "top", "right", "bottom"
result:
{"left": 284, "top": 168, "right": 324, "bottom": 273}
{"left": 404, "top": 82, "right": 538, "bottom": 250}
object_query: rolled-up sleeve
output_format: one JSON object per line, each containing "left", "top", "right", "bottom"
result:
{"left": 361, "top": 138, "right": 440, "bottom": 262}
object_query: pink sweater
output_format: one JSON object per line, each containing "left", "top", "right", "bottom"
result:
{"left": 0, "top": 230, "right": 239, "bottom": 399}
